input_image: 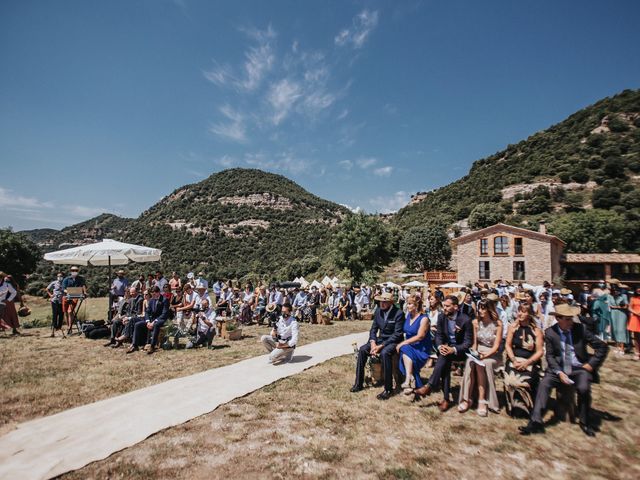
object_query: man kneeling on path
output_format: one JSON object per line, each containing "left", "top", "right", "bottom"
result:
{"left": 351, "top": 291, "right": 404, "bottom": 400}
{"left": 261, "top": 303, "right": 298, "bottom": 364}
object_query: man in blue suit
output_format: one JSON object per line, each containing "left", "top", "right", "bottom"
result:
{"left": 127, "top": 286, "right": 169, "bottom": 355}
{"left": 414, "top": 295, "right": 472, "bottom": 411}
{"left": 351, "top": 291, "right": 404, "bottom": 400}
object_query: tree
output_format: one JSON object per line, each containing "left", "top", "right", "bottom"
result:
{"left": 0, "top": 229, "right": 41, "bottom": 287}
{"left": 399, "top": 226, "right": 452, "bottom": 272}
{"left": 548, "top": 210, "right": 627, "bottom": 253}
{"left": 468, "top": 203, "right": 506, "bottom": 230}
{"left": 330, "top": 213, "right": 393, "bottom": 283}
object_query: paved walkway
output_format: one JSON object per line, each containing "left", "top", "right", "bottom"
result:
{"left": 0, "top": 331, "right": 368, "bottom": 480}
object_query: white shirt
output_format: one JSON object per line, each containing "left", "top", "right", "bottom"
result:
{"left": 196, "top": 277, "right": 209, "bottom": 289}
{"left": 328, "top": 294, "right": 339, "bottom": 309}
{"left": 155, "top": 277, "right": 168, "bottom": 291}
{"left": 275, "top": 315, "right": 299, "bottom": 348}
{"left": 194, "top": 291, "right": 210, "bottom": 309}
{"left": 0, "top": 281, "right": 18, "bottom": 304}
{"left": 196, "top": 308, "right": 216, "bottom": 333}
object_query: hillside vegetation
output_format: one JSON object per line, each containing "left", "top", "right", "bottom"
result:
{"left": 394, "top": 89, "right": 640, "bottom": 252}
{"left": 23, "top": 169, "right": 350, "bottom": 294}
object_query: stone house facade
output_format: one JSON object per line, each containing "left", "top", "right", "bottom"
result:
{"left": 452, "top": 223, "right": 565, "bottom": 286}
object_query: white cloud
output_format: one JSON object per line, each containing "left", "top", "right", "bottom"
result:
{"left": 337, "top": 109, "right": 349, "bottom": 120}
{"left": 373, "top": 166, "right": 393, "bottom": 177}
{"left": 340, "top": 203, "right": 362, "bottom": 213}
{"left": 338, "top": 160, "right": 353, "bottom": 170}
{"left": 357, "top": 157, "right": 377, "bottom": 169}
{"left": 215, "top": 154, "right": 237, "bottom": 168}
{"left": 267, "top": 78, "right": 303, "bottom": 125}
{"left": 368, "top": 191, "right": 409, "bottom": 214}
{"left": 204, "top": 25, "right": 276, "bottom": 92}
{"left": 0, "top": 187, "right": 53, "bottom": 209}
{"left": 244, "top": 151, "right": 311, "bottom": 175}
{"left": 209, "top": 105, "right": 247, "bottom": 142}
{"left": 335, "top": 10, "right": 379, "bottom": 49}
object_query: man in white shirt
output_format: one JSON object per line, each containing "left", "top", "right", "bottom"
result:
{"left": 193, "top": 283, "right": 211, "bottom": 310}
{"left": 261, "top": 304, "right": 299, "bottom": 364}
{"left": 187, "top": 299, "right": 216, "bottom": 349}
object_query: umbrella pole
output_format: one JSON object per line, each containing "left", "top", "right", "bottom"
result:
{"left": 108, "top": 256, "right": 112, "bottom": 322}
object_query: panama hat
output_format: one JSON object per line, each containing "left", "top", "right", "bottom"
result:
{"left": 266, "top": 303, "right": 277, "bottom": 313}
{"left": 486, "top": 293, "right": 500, "bottom": 302}
{"left": 560, "top": 288, "right": 572, "bottom": 295}
{"left": 549, "top": 303, "right": 581, "bottom": 318}
{"left": 374, "top": 292, "right": 394, "bottom": 302}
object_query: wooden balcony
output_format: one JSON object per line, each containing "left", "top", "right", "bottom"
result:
{"left": 423, "top": 271, "right": 458, "bottom": 282}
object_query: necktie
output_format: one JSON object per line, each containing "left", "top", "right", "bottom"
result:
{"left": 562, "top": 330, "right": 572, "bottom": 375}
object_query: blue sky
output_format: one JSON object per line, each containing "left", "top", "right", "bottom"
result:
{"left": 1, "top": 0, "right": 639, "bottom": 231}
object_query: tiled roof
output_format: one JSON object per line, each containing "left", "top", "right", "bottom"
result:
{"left": 453, "top": 223, "right": 566, "bottom": 245}
{"left": 563, "top": 253, "right": 640, "bottom": 264}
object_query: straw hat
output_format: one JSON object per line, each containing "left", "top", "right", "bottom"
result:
{"left": 266, "top": 303, "right": 277, "bottom": 313}
{"left": 549, "top": 303, "right": 581, "bottom": 319}
{"left": 374, "top": 292, "right": 394, "bottom": 302}
{"left": 560, "top": 288, "right": 572, "bottom": 295}
{"left": 486, "top": 293, "right": 499, "bottom": 302}
{"left": 609, "top": 278, "right": 621, "bottom": 285}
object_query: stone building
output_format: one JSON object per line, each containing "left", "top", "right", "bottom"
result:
{"left": 452, "top": 222, "right": 565, "bottom": 286}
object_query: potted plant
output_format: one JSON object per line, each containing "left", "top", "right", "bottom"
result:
{"left": 226, "top": 321, "right": 242, "bottom": 341}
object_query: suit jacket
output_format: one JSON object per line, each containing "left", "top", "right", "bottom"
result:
{"left": 435, "top": 310, "right": 472, "bottom": 354}
{"left": 126, "top": 294, "right": 144, "bottom": 317}
{"left": 544, "top": 322, "right": 608, "bottom": 383}
{"left": 368, "top": 305, "right": 404, "bottom": 347}
{"left": 145, "top": 296, "right": 169, "bottom": 325}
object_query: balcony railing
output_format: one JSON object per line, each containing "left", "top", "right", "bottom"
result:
{"left": 424, "top": 271, "right": 458, "bottom": 282}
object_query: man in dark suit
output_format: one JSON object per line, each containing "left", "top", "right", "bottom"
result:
{"left": 127, "top": 286, "right": 169, "bottom": 355}
{"left": 105, "top": 286, "right": 144, "bottom": 347}
{"left": 350, "top": 291, "right": 404, "bottom": 400}
{"left": 520, "top": 303, "right": 608, "bottom": 437}
{"left": 413, "top": 295, "right": 472, "bottom": 411}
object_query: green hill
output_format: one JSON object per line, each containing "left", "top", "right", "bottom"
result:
{"left": 393, "top": 89, "right": 640, "bottom": 252}
{"left": 23, "top": 169, "right": 350, "bottom": 295}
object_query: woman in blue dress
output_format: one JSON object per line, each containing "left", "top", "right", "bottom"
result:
{"left": 397, "top": 293, "right": 432, "bottom": 394}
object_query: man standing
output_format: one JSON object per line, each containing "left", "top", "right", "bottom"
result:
{"left": 46, "top": 272, "right": 65, "bottom": 337}
{"left": 413, "top": 295, "right": 472, "bottom": 411}
{"left": 519, "top": 303, "right": 608, "bottom": 437}
{"left": 261, "top": 304, "right": 299, "bottom": 364}
{"left": 128, "top": 286, "right": 169, "bottom": 355}
{"left": 111, "top": 270, "right": 129, "bottom": 298}
{"left": 351, "top": 292, "right": 404, "bottom": 400}
{"left": 61, "top": 266, "right": 86, "bottom": 335}
{"left": 154, "top": 271, "right": 168, "bottom": 292}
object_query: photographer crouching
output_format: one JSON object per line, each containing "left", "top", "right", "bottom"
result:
{"left": 186, "top": 299, "right": 216, "bottom": 349}
{"left": 261, "top": 303, "right": 298, "bottom": 364}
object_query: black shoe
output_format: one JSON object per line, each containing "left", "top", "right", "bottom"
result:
{"left": 376, "top": 390, "right": 393, "bottom": 400}
{"left": 579, "top": 423, "right": 596, "bottom": 437}
{"left": 350, "top": 385, "right": 364, "bottom": 393}
{"left": 104, "top": 340, "right": 115, "bottom": 347}
{"left": 519, "top": 421, "right": 545, "bottom": 435}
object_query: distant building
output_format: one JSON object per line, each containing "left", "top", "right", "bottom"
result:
{"left": 452, "top": 222, "right": 565, "bottom": 286}
{"left": 563, "top": 253, "right": 640, "bottom": 289}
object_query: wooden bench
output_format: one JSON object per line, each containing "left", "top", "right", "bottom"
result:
{"left": 369, "top": 352, "right": 402, "bottom": 389}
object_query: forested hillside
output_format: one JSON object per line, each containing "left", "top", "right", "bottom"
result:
{"left": 23, "top": 169, "right": 350, "bottom": 294}
{"left": 394, "top": 89, "right": 640, "bottom": 252}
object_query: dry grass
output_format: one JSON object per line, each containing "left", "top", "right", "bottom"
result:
{"left": 62, "top": 351, "right": 640, "bottom": 480}
{"left": 0, "top": 299, "right": 367, "bottom": 430}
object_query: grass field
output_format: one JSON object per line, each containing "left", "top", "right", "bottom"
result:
{"left": 60, "top": 351, "right": 640, "bottom": 480}
{"left": 4, "top": 297, "right": 639, "bottom": 479}
{"left": 0, "top": 296, "right": 367, "bottom": 431}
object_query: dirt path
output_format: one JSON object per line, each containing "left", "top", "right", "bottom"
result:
{"left": 0, "top": 331, "right": 368, "bottom": 480}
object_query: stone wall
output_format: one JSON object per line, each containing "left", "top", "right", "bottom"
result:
{"left": 456, "top": 232, "right": 557, "bottom": 285}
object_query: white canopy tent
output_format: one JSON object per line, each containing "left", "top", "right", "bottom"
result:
{"left": 402, "top": 280, "right": 428, "bottom": 288}
{"left": 321, "top": 276, "right": 333, "bottom": 287}
{"left": 310, "top": 280, "right": 323, "bottom": 289}
{"left": 381, "top": 281, "right": 401, "bottom": 290}
{"left": 440, "top": 281, "right": 465, "bottom": 289}
{"left": 44, "top": 239, "right": 162, "bottom": 319}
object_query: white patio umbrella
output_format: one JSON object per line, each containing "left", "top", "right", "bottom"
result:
{"left": 402, "top": 280, "right": 428, "bottom": 288}
{"left": 44, "top": 239, "right": 162, "bottom": 319}
{"left": 382, "top": 281, "right": 401, "bottom": 290}
{"left": 440, "top": 281, "right": 465, "bottom": 289}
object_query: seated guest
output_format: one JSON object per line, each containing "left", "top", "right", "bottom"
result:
{"left": 458, "top": 299, "right": 503, "bottom": 416}
{"left": 186, "top": 298, "right": 216, "bottom": 349}
{"left": 261, "top": 304, "right": 299, "bottom": 364}
{"left": 328, "top": 289, "right": 340, "bottom": 319}
{"left": 351, "top": 291, "right": 404, "bottom": 400}
{"left": 413, "top": 295, "right": 472, "bottom": 412}
{"left": 308, "top": 286, "right": 321, "bottom": 323}
{"left": 174, "top": 284, "right": 196, "bottom": 340}
{"left": 292, "top": 287, "right": 309, "bottom": 321}
{"left": 127, "top": 286, "right": 169, "bottom": 355}
{"left": 107, "top": 287, "right": 144, "bottom": 348}
{"left": 520, "top": 303, "right": 608, "bottom": 437}
{"left": 337, "top": 290, "right": 351, "bottom": 320}
{"left": 254, "top": 286, "right": 267, "bottom": 324}
{"left": 396, "top": 293, "right": 431, "bottom": 394}
{"left": 161, "top": 283, "right": 172, "bottom": 302}
{"left": 238, "top": 285, "right": 254, "bottom": 324}
{"left": 504, "top": 304, "right": 544, "bottom": 418}
{"left": 131, "top": 275, "right": 145, "bottom": 294}
{"left": 193, "top": 283, "right": 210, "bottom": 310}
{"left": 110, "top": 270, "right": 129, "bottom": 308}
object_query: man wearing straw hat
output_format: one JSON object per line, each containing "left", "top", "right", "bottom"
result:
{"left": 520, "top": 303, "right": 608, "bottom": 437}
{"left": 350, "top": 291, "right": 404, "bottom": 400}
